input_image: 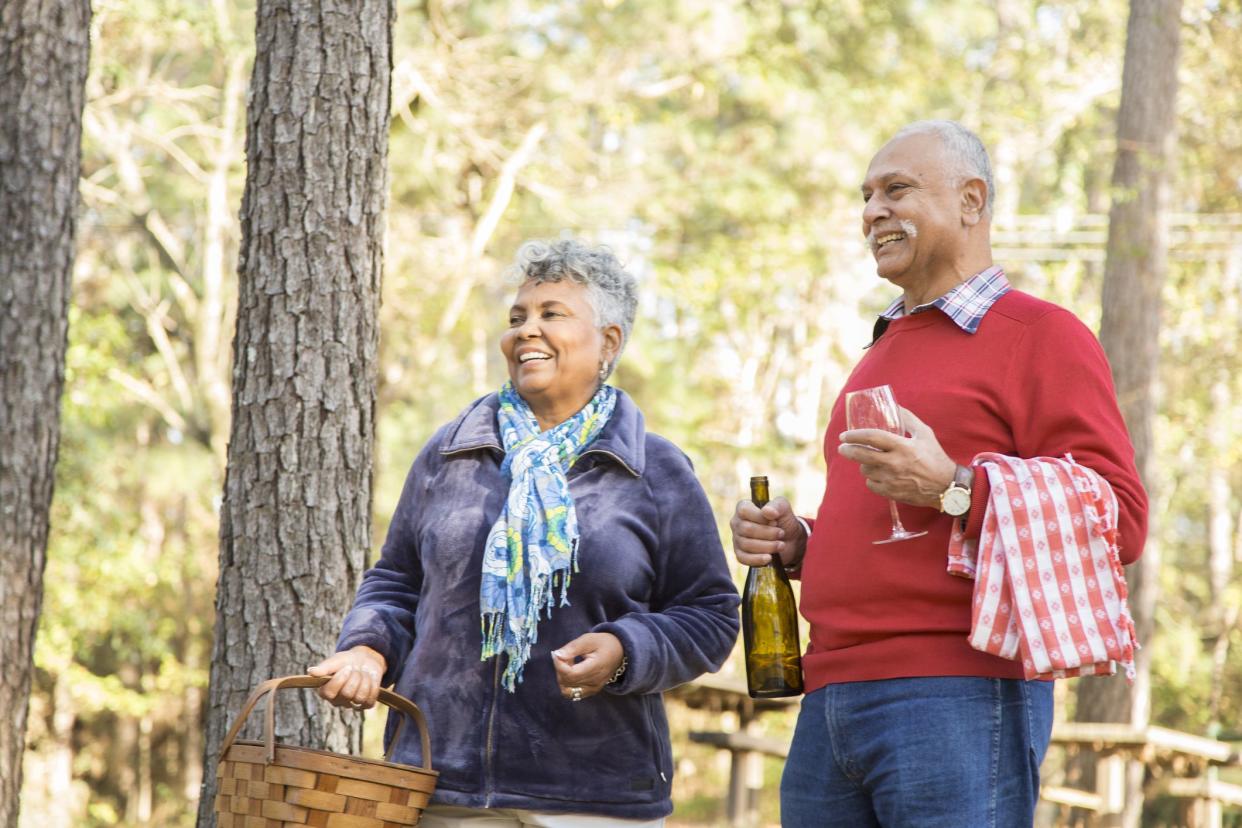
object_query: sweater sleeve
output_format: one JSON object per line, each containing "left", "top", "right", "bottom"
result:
{"left": 977, "top": 308, "right": 1148, "bottom": 564}
{"left": 335, "top": 436, "right": 442, "bottom": 686}
{"left": 597, "top": 443, "right": 741, "bottom": 695}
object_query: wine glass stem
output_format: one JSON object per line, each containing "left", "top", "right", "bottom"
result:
{"left": 888, "top": 499, "right": 907, "bottom": 534}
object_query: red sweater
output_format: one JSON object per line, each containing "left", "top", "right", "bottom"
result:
{"left": 799, "top": 290, "right": 1148, "bottom": 691}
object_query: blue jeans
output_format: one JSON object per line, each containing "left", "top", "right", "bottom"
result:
{"left": 780, "top": 677, "right": 1054, "bottom": 828}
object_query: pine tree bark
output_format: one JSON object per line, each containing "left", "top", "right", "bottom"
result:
{"left": 1078, "top": 1, "right": 1182, "bottom": 826}
{"left": 0, "top": 2, "right": 91, "bottom": 825}
{"left": 196, "top": 2, "right": 394, "bottom": 825}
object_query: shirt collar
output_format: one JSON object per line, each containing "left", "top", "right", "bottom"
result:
{"left": 869, "top": 265, "right": 1010, "bottom": 346}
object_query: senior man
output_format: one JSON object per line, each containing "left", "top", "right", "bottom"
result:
{"left": 731, "top": 120, "right": 1148, "bottom": 827}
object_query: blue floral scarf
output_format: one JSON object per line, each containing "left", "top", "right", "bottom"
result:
{"left": 480, "top": 381, "right": 617, "bottom": 691}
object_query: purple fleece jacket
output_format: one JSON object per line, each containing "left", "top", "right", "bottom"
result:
{"left": 335, "top": 390, "right": 740, "bottom": 819}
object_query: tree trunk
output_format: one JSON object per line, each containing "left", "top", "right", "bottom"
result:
{"left": 1079, "top": 1, "right": 1183, "bottom": 826}
{"left": 0, "top": 2, "right": 91, "bottom": 825}
{"left": 196, "top": 2, "right": 394, "bottom": 825}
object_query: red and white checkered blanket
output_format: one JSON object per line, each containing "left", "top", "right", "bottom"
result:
{"left": 948, "top": 453, "right": 1138, "bottom": 682}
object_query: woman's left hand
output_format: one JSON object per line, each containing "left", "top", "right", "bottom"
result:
{"left": 551, "top": 632, "right": 624, "bottom": 702}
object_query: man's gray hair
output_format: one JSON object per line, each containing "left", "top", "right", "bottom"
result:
{"left": 893, "top": 120, "right": 995, "bottom": 214}
{"left": 506, "top": 238, "right": 639, "bottom": 378}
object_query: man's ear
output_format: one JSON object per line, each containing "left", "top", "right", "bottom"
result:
{"left": 961, "top": 177, "right": 988, "bottom": 226}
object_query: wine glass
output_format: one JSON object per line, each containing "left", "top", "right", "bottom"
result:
{"left": 844, "top": 384, "right": 929, "bottom": 544}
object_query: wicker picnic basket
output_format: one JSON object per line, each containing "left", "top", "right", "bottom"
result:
{"left": 214, "top": 675, "right": 438, "bottom": 828}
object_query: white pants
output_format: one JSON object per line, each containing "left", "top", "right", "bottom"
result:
{"left": 419, "top": 804, "right": 665, "bottom": 828}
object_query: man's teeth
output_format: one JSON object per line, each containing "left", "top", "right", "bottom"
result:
{"left": 519, "top": 353, "right": 551, "bottom": 363}
{"left": 876, "top": 233, "right": 905, "bottom": 247}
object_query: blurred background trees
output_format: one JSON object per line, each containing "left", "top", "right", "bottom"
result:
{"left": 11, "top": 0, "right": 1242, "bottom": 825}
{"left": 1079, "top": 0, "right": 1184, "bottom": 824}
{"left": 0, "top": 2, "right": 91, "bottom": 826}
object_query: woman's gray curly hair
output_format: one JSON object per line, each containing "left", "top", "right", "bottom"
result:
{"left": 506, "top": 238, "right": 639, "bottom": 380}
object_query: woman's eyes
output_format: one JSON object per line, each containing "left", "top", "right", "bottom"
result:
{"left": 508, "top": 310, "right": 565, "bottom": 325}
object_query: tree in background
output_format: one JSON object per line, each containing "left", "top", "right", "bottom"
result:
{"left": 1077, "top": 0, "right": 1183, "bottom": 825}
{"left": 196, "top": 1, "right": 395, "bottom": 825}
{"left": 0, "top": 2, "right": 91, "bottom": 826}
{"left": 14, "top": 0, "right": 1242, "bottom": 824}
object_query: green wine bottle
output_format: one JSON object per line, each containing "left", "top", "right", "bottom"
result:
{"left": 741, "top": 476, "right": 804, "bottom": 698}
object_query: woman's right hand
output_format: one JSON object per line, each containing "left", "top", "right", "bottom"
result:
{"left": 308, "top": 645, "right": 387, "bottom": 710}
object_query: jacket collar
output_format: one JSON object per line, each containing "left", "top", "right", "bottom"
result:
{"left": 440, "top": 388, "right": 646, "bottom": 477}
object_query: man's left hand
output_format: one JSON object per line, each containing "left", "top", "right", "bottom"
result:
{"left": 837, "top": 406, "right": 957, "bottom": 509}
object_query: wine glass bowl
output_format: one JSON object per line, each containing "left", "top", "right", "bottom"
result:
{"left": 844, "top": 384, "right": 929, "bottom": 544}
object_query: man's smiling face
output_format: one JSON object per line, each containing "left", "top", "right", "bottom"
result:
{"left": 860, "top": 131, "right": 966, "bottom": 290}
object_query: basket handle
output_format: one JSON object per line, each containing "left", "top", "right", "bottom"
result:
{"left": 217, "top": 674, "right": 433, "bottom": 771}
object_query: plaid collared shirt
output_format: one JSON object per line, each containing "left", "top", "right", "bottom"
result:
{"left": 869, "top": 265, "right": 1010, "bottom": 346}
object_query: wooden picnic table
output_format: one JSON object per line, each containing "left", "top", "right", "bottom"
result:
{"left": 670, "top": 679, "right": 1242, "bottom": 827}
{"left": 666, "top": 674, "right": 800, "bottom": 828}
{"left": 1043, "top": 722, "right": 1242, "bottom": 827}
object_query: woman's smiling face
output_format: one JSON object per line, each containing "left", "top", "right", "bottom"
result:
{"left": 500, "top": 279, "right": 621, "bottom": 429}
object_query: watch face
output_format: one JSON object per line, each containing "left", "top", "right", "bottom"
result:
{"left": 943, "top": 487, "right": 971, "bottom": 516}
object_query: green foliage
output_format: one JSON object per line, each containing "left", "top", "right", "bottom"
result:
{"left": 20, "top": 0, "right": 1242, "bottom": 824}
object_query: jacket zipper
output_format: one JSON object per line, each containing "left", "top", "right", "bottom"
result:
{"left": 449, "top": 433, "right": 641, "bottom": 797}
{"left": 484, "top": 657, "right": 501, "bottom": 806}
{"left": 643, "top": 695, "right": 668, "bottom": 788}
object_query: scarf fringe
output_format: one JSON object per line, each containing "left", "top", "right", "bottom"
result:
{"left": 481, "top": 555, "right": 579, "bottom": 691}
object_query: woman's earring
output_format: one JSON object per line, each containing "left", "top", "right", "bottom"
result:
{"left": 599, "top": 359, "right": 609, "bottom": 380}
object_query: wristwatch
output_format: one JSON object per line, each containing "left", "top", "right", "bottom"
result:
{"left": 939, "top": 464, "right": 973, "bottom": 517}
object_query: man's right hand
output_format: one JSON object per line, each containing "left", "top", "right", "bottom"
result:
{"left": 730, "top": 496, "right": 807, "bottom": 569}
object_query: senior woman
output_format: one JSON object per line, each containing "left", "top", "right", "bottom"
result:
{"left": 308, "top": 238, "right": 740, "bottom": 827}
